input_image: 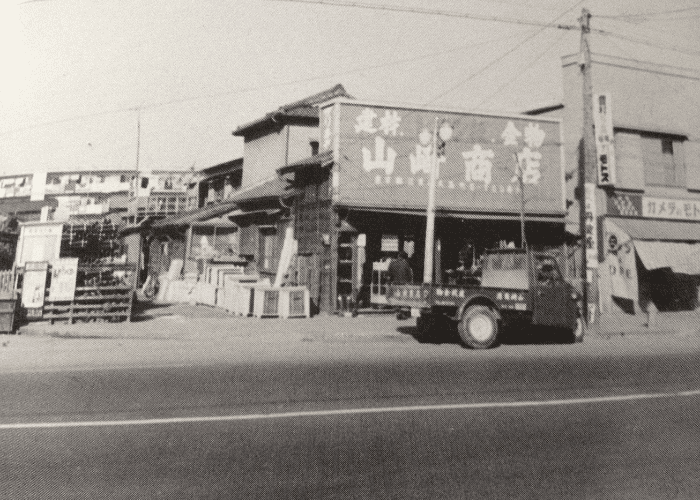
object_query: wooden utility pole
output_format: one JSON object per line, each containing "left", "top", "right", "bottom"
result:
{"left": 134, "top": 107, "right": 141, "bottom": 200}
{"left": 423, "top": 117, "right": 439, "bottom": 284}
{"left": 579, "top": 8, "right": 596, "bottom": 323}
{"left": 514, "top": 153, "right": 527, "bottom": 249}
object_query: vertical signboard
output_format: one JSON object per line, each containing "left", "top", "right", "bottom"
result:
{"left": 49, "top": 258, "right": 79, "bottom": 302}
{"left": 584, "top": 183, "right": 598, "bottom": 268}
{"left": 16, "top": 223, "right": 63, "bottom": 266}
{"left": 604, "top": 220, "right": 638, "bottom": 302}
{"left": 320, "top": 103, "right": 341, "bottom": 202}
{"left": 329, "top": 102, "right": 564, "bottom": 216}
{"left": 22, "top": 261, "right": 48, "bottom": 310}
{"left": 593, "top": 93, "right": 616, "bottom": 186}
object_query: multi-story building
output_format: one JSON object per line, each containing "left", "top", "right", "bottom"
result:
{"left": 528, "top": 54, "right": 700, "bottom": 316}
{"left": 234, "top": 84, "right": 568, "bottom": 314}
{"left": 0, "top": 169, "right": 197, "bottom": 224}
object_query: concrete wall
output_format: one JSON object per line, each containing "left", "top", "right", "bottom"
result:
{"left": 560, "top": 54, "right": 700, "bottom": 199}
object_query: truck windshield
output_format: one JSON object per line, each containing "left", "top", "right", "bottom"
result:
{"left": 489, "top": 253, "right": 525, "bottom": 271}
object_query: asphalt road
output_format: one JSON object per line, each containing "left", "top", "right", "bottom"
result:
{"left": 1, "top": 334, "right": 699, "bottom": 499}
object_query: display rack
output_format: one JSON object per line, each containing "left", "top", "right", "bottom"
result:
{"left": 42, "top": 263, "right": 136, "bottom": 323}
{"left": 15, "top": 220, "right": 137, "bottom": 324}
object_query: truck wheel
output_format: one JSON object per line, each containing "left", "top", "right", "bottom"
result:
{"left": 459, "top": 305, "right": 499, "bottom": 349}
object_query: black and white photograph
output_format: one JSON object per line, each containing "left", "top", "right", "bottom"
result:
{"left": 1, "top": 0, "right": 699, "bottom": 497}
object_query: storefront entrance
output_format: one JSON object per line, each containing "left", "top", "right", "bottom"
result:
{"left": 342, "top": 209, "right": 565, "bottom": 311}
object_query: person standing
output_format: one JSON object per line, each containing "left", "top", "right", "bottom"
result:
{"left": 387, "top": 251, "right": 413, "bottom": 319}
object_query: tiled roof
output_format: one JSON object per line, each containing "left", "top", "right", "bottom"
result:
{"left": 151, "top": 200, "right": 238, "bottom": 229}
{"left": 199, "top": 158, "right": 243, "bottom": 177}
{"left": 277, "top": 150, "right": 333, "bottom": 174}
{"left": 227, "top": 176, "right": 296, "bottom": 204}
{"left": 233, "top": 84, "right": 352, "bottom": 136}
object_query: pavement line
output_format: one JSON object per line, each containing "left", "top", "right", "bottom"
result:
{"left": 2, "top": 389, "right": 699, "bottom": 430}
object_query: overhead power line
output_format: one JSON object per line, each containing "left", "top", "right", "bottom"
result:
{"left": 270, "top": 0, "right": 581, "bottom": 31}
{"left": 598, "top": 30, "right": 700, "bottom": 57}
{"left": 596, "top": 6, "right": 700, "bottom": 19}
{"left": 0, "top": 34, "right": 512, "bottom": 137}
{"left": 416, "top": 0, "right": 586, "bottom": 107}
{"left": 474, "top": 31, "right": 570, "bottom": 110}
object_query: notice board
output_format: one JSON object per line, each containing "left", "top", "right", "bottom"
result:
{"left": 49, "top": 258, "right": 79, "bottom": 302}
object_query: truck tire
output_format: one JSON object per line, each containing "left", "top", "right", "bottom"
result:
{"left": 459, "top": 305, "right": 499, "bottom": 349}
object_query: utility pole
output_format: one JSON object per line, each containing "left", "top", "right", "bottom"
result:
{"left": 514, "top": 153, "right": 527, "bottom": 249}
{"left": 134, "top": 107, "right": 141, "bottom": 201}
{"left": 423, "top": 118, "right": 439, "bottom": 284}
{"left": 579, "top": 8, "right": 595, "bottom": 324}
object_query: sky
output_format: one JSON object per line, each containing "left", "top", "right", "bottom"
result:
{"left": 1, "top": 0, "right": 699, "bottom": 177}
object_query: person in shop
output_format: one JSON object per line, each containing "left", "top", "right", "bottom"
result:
{"left": 387, "top": 250, "right": 414, "bottom": 320}
{"left": 446, "top": 243, "right": 481, "bottom": 286}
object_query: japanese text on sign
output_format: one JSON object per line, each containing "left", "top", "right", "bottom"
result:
{"left": 585, "top": 183, "right": 598, "bottom": 268}
{"left": 643, "top": 197, "right": 700, "bottom": 221}
{"left": 333, "top": 102, "right": 564, "bottom": 214}
{"left": 593, "top": 93, "right": 616, "bottom": 186}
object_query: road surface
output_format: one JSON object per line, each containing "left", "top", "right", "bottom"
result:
{"left": 0, "top": 333, "right": 699, "bottom": 499}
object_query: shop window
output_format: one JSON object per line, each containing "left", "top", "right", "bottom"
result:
{"left": 642, "top": 133, "right": 685, "bottom": 187}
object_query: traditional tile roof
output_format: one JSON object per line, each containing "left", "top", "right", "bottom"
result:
{"left": 233, "top": 84, "right": 352, "bottom": 137}
{"left": 199, "top": 158, "right": 243, "bottom": 177}
{"left": 277, "top": 150, "right": 333, "bottom": 174}
{"left": 151, "top": 200, "right": 238, "bottom": 229}
{"left": 227, "top": 175, "right": 296, "bottom": 204}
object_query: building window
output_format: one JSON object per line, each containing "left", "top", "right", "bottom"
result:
{"left": 642, "top": 133, "right": 684, "bottom": 187}
{"left": 259, "top": 227, "right": 277, "bottom": 271}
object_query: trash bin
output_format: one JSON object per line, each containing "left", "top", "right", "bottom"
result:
{"left": 0, "top": 297, "right": 19, "bottom": 334}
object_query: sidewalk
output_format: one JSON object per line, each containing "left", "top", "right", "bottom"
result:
{"left": 16, "top": 303, "right": 412, "bottom": 343}
{"left": 13, "top": 302, "right": 700, "bottom": 341}
{"left": 589, "top": 310, "right": 700, "bottom": 338}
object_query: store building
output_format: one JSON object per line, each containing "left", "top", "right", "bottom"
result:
{"left": 283, "top": 99, "right": 568, "bottom": 314}
{"left": 528, "top": 54, "right": 700, "bottom": 315}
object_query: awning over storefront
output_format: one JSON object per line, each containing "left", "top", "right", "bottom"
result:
{"left": 608, "top": 217, "right": 700, "bottom": 274}
{"left": 607, "top": 217, "right": 700, "bottom": 242}
{"left": 346, "top": 206, "right": 565, "bottom": 223}
{"left": 634, "top": 241, "right": 700, "bottom": 274}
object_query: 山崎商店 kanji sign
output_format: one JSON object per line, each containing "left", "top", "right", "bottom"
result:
{"left": 321, "top": 101, "right": 565, "bottom": 216}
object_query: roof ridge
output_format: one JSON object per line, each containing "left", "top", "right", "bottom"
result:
{"left": 279, "top": 84, "right": 351, "bottom": 111}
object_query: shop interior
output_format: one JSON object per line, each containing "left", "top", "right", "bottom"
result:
{"left": 343, "top": 210, "right": 566, "bottom": 309}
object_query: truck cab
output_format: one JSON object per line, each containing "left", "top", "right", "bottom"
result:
{"left": 387, "top": 248, "right": 584, "bottom": 348}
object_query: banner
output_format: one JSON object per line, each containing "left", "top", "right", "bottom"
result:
{"left": 585, "top": 183, "right": 598, "bottom": 268}
{"left": 604, "top": 220, "right": 638, "bottom": 302}
{"left": 593, "top": 93, "right": 616, "bottom": 186}
{"left": 327, "top": 102, "right": 564, "bottom": 216}
{"left": 49, "top": 258, "right": 79, "bottom": 302}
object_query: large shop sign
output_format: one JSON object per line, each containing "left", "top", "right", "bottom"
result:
{"left": 608, "top": 192, "right": 700, "bottom": 221}
{"left": 320, "top": 101, "right": 565, "bottom": 216}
